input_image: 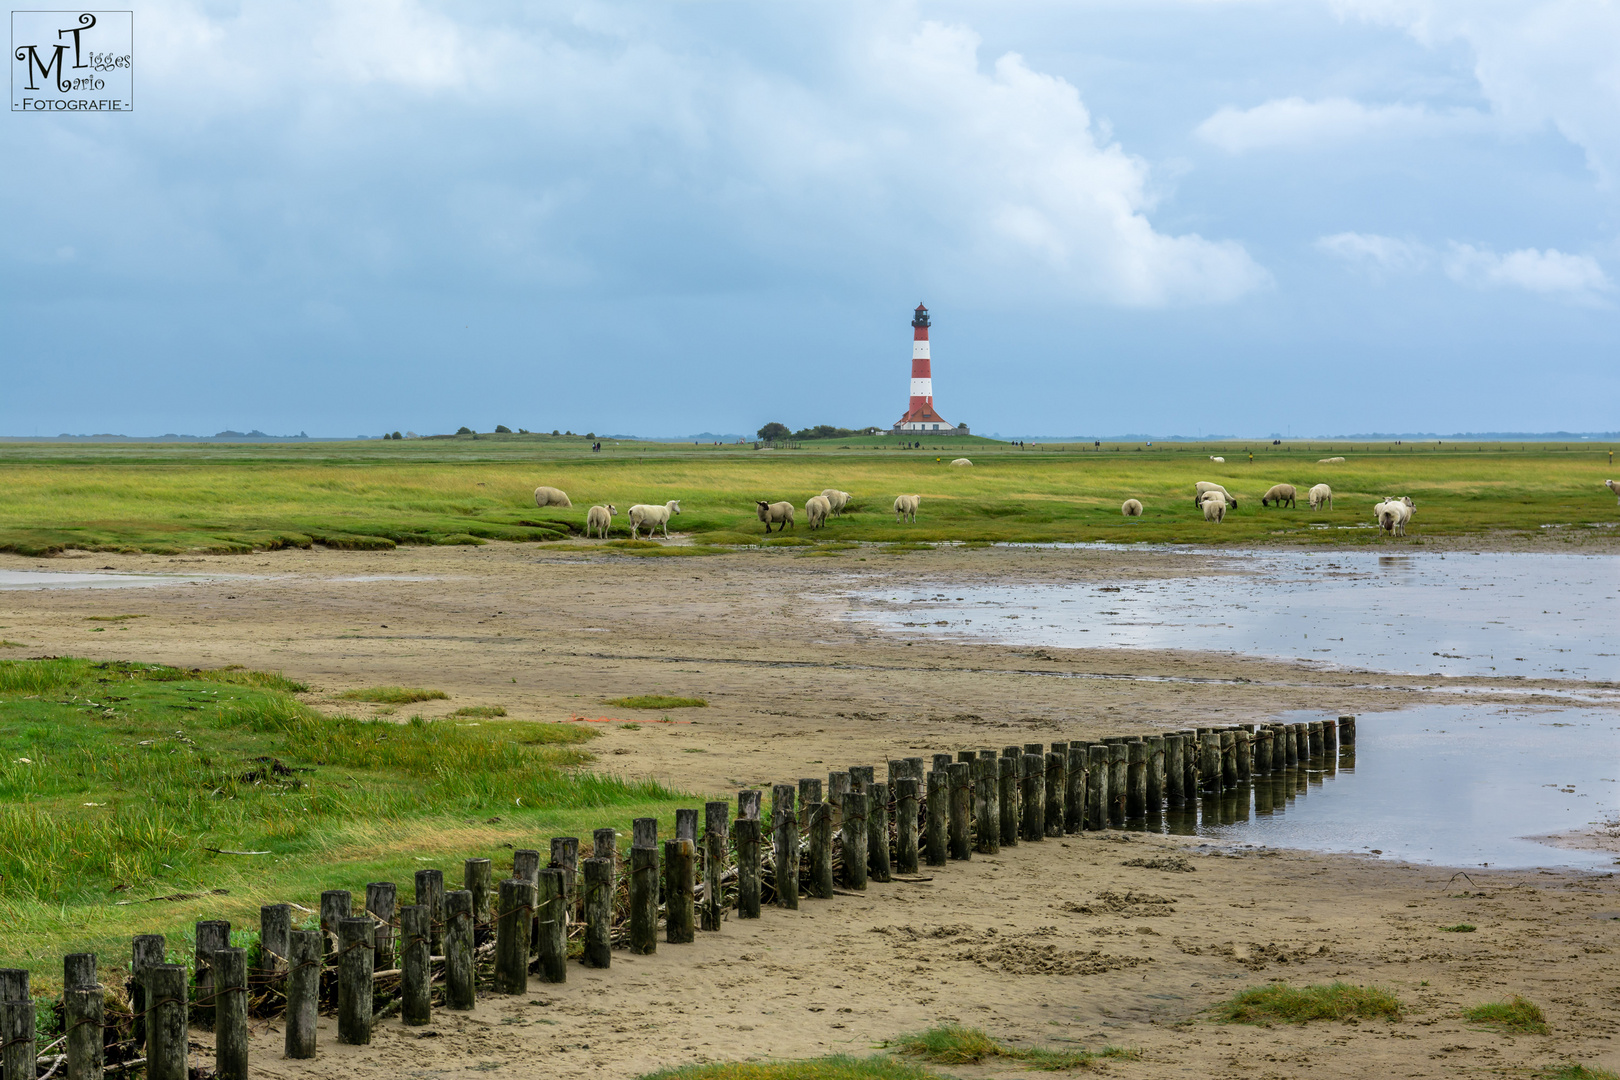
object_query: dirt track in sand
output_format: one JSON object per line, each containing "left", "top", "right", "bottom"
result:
{"left": 4, "top": 541, "right": 1619, "bottom": 1077}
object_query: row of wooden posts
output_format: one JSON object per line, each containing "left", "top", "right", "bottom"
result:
{"left": 0, "top": 716, "right": 1354, "bottom": 1080}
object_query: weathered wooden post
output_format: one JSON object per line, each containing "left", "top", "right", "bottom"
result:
{"left": 736, "top": 817, "right": 762, "bottom": 917}
{"left": 1144, "top": 736, "right": 1164, "bottom": 810}
{"left": 1254, "top": 728, "right": 1272, "bottom": 773}
{"left": 446, "top": 890, "right": 476, "bottom": 1009}
{"left": 1066, "top": 744, "right": 1086, "bottom": 833}
{"left": 1282, "top": 723, "right": 1299, "bottom": 767}
{"left": 65, "top": 983, "right": 104, "bottom": 1080}
{"left": 828, "top": 771, "right": 851, "bottom": 833}
{"left": 797, "top": 777, "right": 822, "bottom": 816}
{"left": 285, "top": 930, "right": 320, "bottom": 1058}
{"left": 896, "top": 777, "right": 920, "bottom": 873}
{"left": 997, "top": 755, "right": 1019, "bottom": 846}
{"left": 338, "top": 917, "right": 373, "bottom": 1044}
{"left": 1339, "top": 715, "right": 1356, "bottom": 746}
{"left": 146, "top": 964, "right": 187, "bottom": 1080}
{"left": 737, "top": 789, "right": 763, "bottom": 822}
{"left": 1164, "top": 734, "right": 1184, "bottom": 803}
{"left": 1214, "top": 729, "right": 1233, "bottom": 790}
{"left": 932, "top": 752, "right": 954, "bottom": 774}
{"left": 536, "top": 868, "right": 568, "bottom": 982}
{"left": 1044, "top": 750, "right": 1066, "bottom": 837}
{"left": 973, "top": 758, "right": 998, "bottom": 854}
{"left": 1196, "top": 731, "right": 1217, "bottom": 793}
{"left": 366, "top": 881, "right": 397, "bottom": 973}
{"left": 807, "top": 800, "right": 834, "bottom": 898}
{"left": 2, "top": 995, "right": 35, "bottom": 1080}
{"left": 676, "top": 809, "right": 699, "bottom": 844}
{"left": 259, "top": 903, "right": 291, "bottom": 986}
{"left": 194, "top": 919, "right": 230, "bottom": 1029}
{"left": 1235, "top": 728, "right": 1251, "bottom": 781}
{"left": 925, "top": 768, "right": 948, "bottom": 865}
{"left": 415, "top": 869, "right": 445, "bottom": 955}
{"left": 703, "top": 801, "right": 728, "bottom": 932}
{"left": 582, "top": 858, "right": 613, "bottom": 968}
{"left": 773, "top": 788, "right": 799, "bottom": 909}
{"left": 851, "top": 765, "right": 876, "bottom": 791}
{"left": 844, "top": 790, "right": 871, "bottom": 887}
{"left": 594, "top": 827, "right": 618, "bottom": 863}
{"left": 1086, "top": 744, "right": 1107, "bottom": 829}
{"left": 947, "top": 762, "right": 972, "bottom": 859}
{"left": 320, "top": 889, "right": 351, "bottom": 957}
{"left": 1108, "top": 742, "right": 1128, "bottom": 824}
{"left": 664, "top": 839, "right": 695, "bottom": 944}
{"left": 1019, "top": 753, "right": 1043, "bottom": 840}
{"left": 1308, "top": 720, "right": 1325, "bottom": 759}
{"left": 1126, "top": 740, "right": 1147, "bottom": 817}
{"left": 868, "top": 781, "right": 893, "bottom": 882}
{"left": 550, "top": 836, "right": 580, "bottom": 921}
{"left": 495, "top": 879, "right": 533, "bottom": 991}
{"left": 1323, "top": 716, "right": 1338, "bottom": 754}
{"left": 1293, "top": 722, "right": 1309, "bottom": 764}
{"left": 214, "top": 946, "right": 248, "bottom": 1080}
{"left": 1181, "top": 729, "right": 1199, "bottom": 795}
{"left": 514, "top": 848, "right": 540, "bottom": 886}
{"left": 465, "top": 857, "right": 493, "bottom": 928}
{"left": 629, "top": 833, "right": 658, "bottom": 955}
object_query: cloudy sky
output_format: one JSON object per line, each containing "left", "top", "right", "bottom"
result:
{"left": 5, "top": 0, "right": 1618, "bottom": 438}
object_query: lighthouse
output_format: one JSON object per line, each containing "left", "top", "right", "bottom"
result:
{"left": 893, "top": 303, "right": 959, "bottom": 434}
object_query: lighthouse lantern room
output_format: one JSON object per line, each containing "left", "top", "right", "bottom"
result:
{"left": 892, "top": 303, "right": 960, "bottom": 434}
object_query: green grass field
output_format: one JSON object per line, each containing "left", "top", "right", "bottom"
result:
{"left": 0, "top": 436, "right": 1615, "bottom": 555}
{"left": 0, "top": 657, "right": 686, "bottom": 988}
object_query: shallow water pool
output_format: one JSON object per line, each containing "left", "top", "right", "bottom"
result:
{"left": 0, "top": 569, "right": 231, "bottom": 590}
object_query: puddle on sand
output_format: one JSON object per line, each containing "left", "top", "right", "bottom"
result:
{"left": 1136, "top": 705, "right": 1620, "bottom": 870}
{"left": 848, "top": 549, "right": 1620, "bottom": 680}
{"left": 0, "top": 570, "right": 231, "bottom": 590}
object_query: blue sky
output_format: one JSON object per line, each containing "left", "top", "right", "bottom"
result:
{"left": 5, "top": 0, "right": 1618, "bottom": 438}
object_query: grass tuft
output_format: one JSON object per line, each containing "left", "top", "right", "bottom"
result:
{"left": 1441, "top": 923, "right": 1477, "bottom": 932}
{"left": 606, "top": 695, "right": 708, "bottom": 710}
{"left": 1464, "top": 996, "right": 1550, "bottom": 1035}
{"left": 337, "top": 686, "right": 449, "bottom": 704}
{"left": 84, "top": 614, "right": 146, "bottom": 622}
{"left": 0, "top": 641, "right": 23, "bottom": 648}
{"left": 891, "top": 1024, "right": 1137, "bottom": 1070}
{"left": 449, "top": 705, "right": 507, "bottom": 718}
{"left": 1538, "top": 1065, "right": 1620, "bottom": 1080}
{"left": 1213, "top": 982, "right": 1403, "bottom": 1025}
{"left": 638, "top": 1055, "right": 946, "bottom": 1080}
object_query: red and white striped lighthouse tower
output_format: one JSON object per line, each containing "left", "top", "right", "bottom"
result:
{"left": 893, "top": 303, "right": 957, "bottom": 434}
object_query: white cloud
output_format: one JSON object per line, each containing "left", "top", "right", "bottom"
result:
{"left": 1316, "top": 232, "right": 1430, "bottom": 274}
{"left": 1444, "top": 243, "right": 1610, "bottom": 296}
{"left": 1197, "top": 96, "right": 1476, "bottom": 153}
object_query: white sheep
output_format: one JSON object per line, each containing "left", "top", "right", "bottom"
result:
{"left": 756, "top": 500, "right": 795, "bottom": 533}
{"left": 1193, "top": 482, "right": 1236, "bottom": 508}
{"left": 1374, "top": 497, "right": 1414, "bottom": 537}
{"left": 534, "top": 485, "right": 572, "bottom": 508}
{"left": 821, "top": 489, "right": 851, "bottom": 516}
{"left": 950, "top": 458, "right": 972, "bottom": 466}
{"left": 893, "top": 494, "right": 921, "bottom": 522}
{"left": 628, "top": 500, "right": 681, "bottom": 539}
{"left": 1318, "top": 456, "right": 1346, "bottom": 464}
{"left": 1308, "top": 483, "right": 1333, "bottom": 510}
{"left": 1607, "top": 479, "right": 1620, "bottom": 505}
{"left": 586, "top": 504, "right": 616, "bottom": 539}
{"left": 1201, "top": 492, "right": 1227, "bottom": 523}
{"left": 1209, "top": 456, "right": 1226, "bottom": 463}
{"left": 1261, "top": 484, "right": 1297, "bottom": 509}
{"left": 1121, "top": 499, "right": 1143, "bottom": 517}
{"left": 805, "top": 495, "right": 831, "bottom": 529}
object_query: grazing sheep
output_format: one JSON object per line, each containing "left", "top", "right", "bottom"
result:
{"left": 950, "top": 458, "right": 972, "bottom": 466}
{"left": 1607, "top": 479, "right": 1620, "bottom": 505}
{"left": 756, "top": 500, "right": 795, "bottom": 533}
{"left": 1193, "top": 482, "right": 1236, "bottom": 508}
{"left": 893, "top": 494, "right": 922, "bottom": 523}
{"left": 1121, "top": 499, "right": 1143, "bottom": 517}
{"left": 1261, "top": 484, "right": 1297, "bottom": 509}
{"left": 627, "top": 500, "right": 681, "bottom": 539}
{"left": 1201, "top": 492, "right": 1227, "bottom": 523}
{"left": 1209, "top": 456, "right": 1226, "bottom": 463}
{"left": 1318, "top": 456, "right": 1346, "bottom": 464}
{"left": 1308, "top": 483, "right": 1333, "bottom": 510}
{"left": 821, "top": 489, "right": 851, "bottom": 516}
{"left": 1374, "top": 497, "right": 1414, "bottom": 537}
{"left": 805, "top": 495, "right": 831, "bottom": 529}
{"left": 586, "top": 504, "right": 616, "bottom": 539}
{"left": 534, "top": 485, "right": 573, "bottom": 508}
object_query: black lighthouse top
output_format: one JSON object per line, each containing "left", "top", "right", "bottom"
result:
{"left": 911, "top": 303, "right": 930, "bottom": 329}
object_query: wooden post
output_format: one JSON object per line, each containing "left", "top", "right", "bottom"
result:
{"left": 1164, "top": 735, "right": 1184, "bottom": 803}
{"left": 1198, "top": 732, "right": 1218, "bottom": 792}
{"left": 806, "top": 801, "right": 834, "bottom": 899}
{"left": 1044, "top": 751, "right": 1066, "bottom": 837}
{"left": 403, "top": 900, "right": 437, "bottom": 1008}
{"left": 1235, "top": 728, "right": 1251, "bottom": 781}
{"left": 214, "top": 946, "right": 247, "bottom": 1080}
{"left": 887, "top": 759, "right": 906, "bottom": 792}
{"left": 997, "top": 756, "right": 1019, "bottom": 846}
{"left": 925, "top": 769, "right": 948, "bottom": 865}
{"left": 594, "top": 827, "right": 618, "bottom": 862}
{"left": 536, "top": 868, "right": 568, "bottom": 982}
{"left": 629, "top": 846, "right": 658, "bottom": 955}
{"left": 1283, "top": 723, "right": 1299, "bottom": 767}
{"left": 1339, "top": 715, "right": 1356, "bottom": 746}
{"left": 284, "top": 929, "right": 320, "bottom": 1058}
{"left": 194, "top": 919, "right": 230, "bottom": 1029}
{"left": 495, "top": 879, "right": 532, "bottom": 992}
{"left": 1255, "top": 728, "right": 1273, "bottom": 773}
{"left": 1123, "top": 740, "right": 1145, "bottom": 817}
{"left": 1294, "top": 722, "right": 1310, "bottom": 764}
{"left": 320, "top": 889, "right": 350, "bottom": 958}
{"left": 773, "top": 788, "right": 798, "bottom": 909}
{"left": 64, "top": 985, "right": 103, "bottom": 1080}
{"left": 843, "top": 790, "right": 870, "bottom": 886}
{"left": 828, "top": 771, "right": 851, "bottom": 833}
{"left": 514, "top": 848, "right": 540, "bottom": 883}
{"left": 868, "top": 781, "right": 893, "bottom": 882}
{"left": 2, "top": 997, "right": 35, "bottom": 1080}
{"left": 1309, "top": 720, "right": 1324, "bottom": 759}
{"left": 771, "top": 782, "right": 794, "bottom": 833}
{"left": 933, "top": 753, "right": 954, "bottom": 774}
{"left": 664, "top": 839, "right": 695, "bottom": 944}
{"left": 366, "top": 881, "right": 397, "bottom": 973}
{"left": 973, "top": 758, "right": 998, "bottom": 854}
{"left": 797, "top": 777, "right": 822, "bottom": 813}
{"left": 1019, "top": 753, "right": 1043, "bottom": 840}
{"left": 947, "top": 762, "right": 972, "bottom": 859}
{"left": 676, "top": 809, "right": 698, "bottom": 844}
{"left": 146, "top": 964, "right": 187, "bottom": 1080}
{"left": 1216, "top": 729, "right": 1234, "bottom": 789}
{"left": 1086, "top": 745, "right": 1108, "bottom": 829}
{"left": 550, "top": 837, "right": 580, "bottom": 920}
{"left": 703, "top": 801, "right": 728, "bottom": 932}
{"left": 1108, "top": 743, "right": 1128, "bottom": 825}
{"left": 582, "top": 858, "right": 612, "bottom": 968}
{"left": 850, "top": 765, "right": 875, "bottom": 791}
{"left": 896, "top": 777, "right": 920, "bottom": 873}
{"left": 445, "top": 890, "right": 475, "bottom": 1009}
{"left": 259, "top": 903, "right": 291, "bottom": 985}
{"left": 1066, "top": 744, "right": 1087, "bottom": 833}
{"left": 414, "top": 869, "right": 445, "bottom": 955}
{"left": 735, "top": 817, "right": 762, "bottom": 917}
{"left": 1323, "top": 716, "right": 1338, "bottom": 754}
{"left": 1182, "top": 730, "right": 1199, "bottom": 796}
{"left": 465, "top": 858, "right": 493, "bottom": 928}
{"left": 338, "top": 917, "right": 373, "bottom": 1044}
{"left": 63, "top": 952, "right": 94, "bottom": 989}
{"left": 737, "top": 789, "right": 762, "bottom": 821}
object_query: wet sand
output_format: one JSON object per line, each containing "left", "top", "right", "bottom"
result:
{"left": 4, "top": 541, "right": 1619, "bottom": 1076}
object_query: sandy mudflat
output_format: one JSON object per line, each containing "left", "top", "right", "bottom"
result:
{"left": 4, "top": 541, "right": 1619, "bottom": 1076}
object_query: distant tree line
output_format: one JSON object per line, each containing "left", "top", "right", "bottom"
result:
{"left": 757, "top": 422, "right": 884, "bottom": 442}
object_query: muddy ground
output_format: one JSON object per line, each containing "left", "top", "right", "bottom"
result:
{"left": 4, "top": 541, "right": 1618, "bottom": 1077}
